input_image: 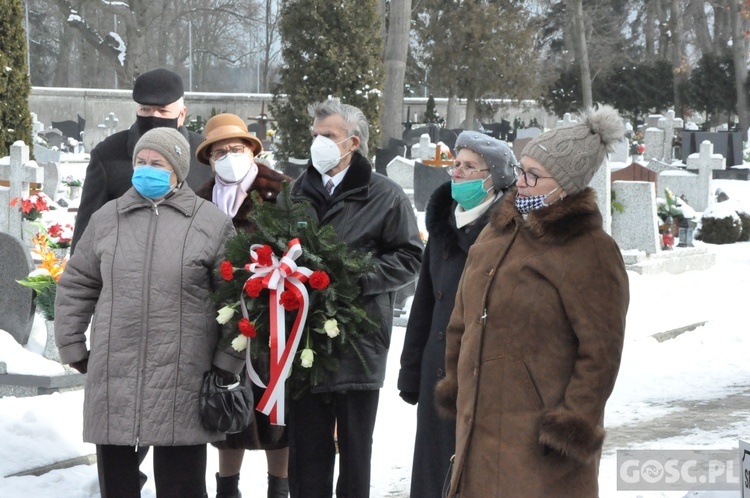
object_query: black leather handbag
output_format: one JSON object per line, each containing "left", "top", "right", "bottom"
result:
{"left": 199, "top": 371, "right": 254, "bottom": 434}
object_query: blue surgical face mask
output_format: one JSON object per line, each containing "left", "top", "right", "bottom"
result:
{"left": 451, "top": 177, "right": 491, "bottom": 210}
{"left": 132, "top": 166, "right": 174, "bottom": 199}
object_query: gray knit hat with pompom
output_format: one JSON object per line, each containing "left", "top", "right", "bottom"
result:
{"left": 521, "top": 104, "right": 625, "bottom": 195}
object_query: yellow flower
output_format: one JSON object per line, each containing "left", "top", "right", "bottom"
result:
{"left": 216, "top": 305, "right": 237, "bottom": 324}
{"left": 300, "top": 348, "right": 314, "bottom": 368}
{"left": 323, "top": 319, "right": 340, "bottom": 338}
{"left": 39, "top": 250, "right": 65, "bottom": 281}
{"left": 231, "top": 335, "right": 248, "bottom": 352}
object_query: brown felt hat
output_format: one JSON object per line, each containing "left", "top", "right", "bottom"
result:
{"left": 196, "top": 113, "right": 263, "bottom": 164}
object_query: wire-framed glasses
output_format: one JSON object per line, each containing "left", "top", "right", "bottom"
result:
{"left": 447, "top": 164, "right": 490, "bottom": 177}
{"left": 209, "top": 144, "right": 247, "bottom": 162}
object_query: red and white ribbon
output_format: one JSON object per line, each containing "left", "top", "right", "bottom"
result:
{"left": 240, "top": 238, "right": 311, "bottom": 425}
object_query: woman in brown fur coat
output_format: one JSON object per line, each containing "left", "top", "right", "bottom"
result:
{"left": 195, "top": 113, "right": 293, "bottom": 498}
{"left": 436, "top": 105, "right": 630, "bottom": 497}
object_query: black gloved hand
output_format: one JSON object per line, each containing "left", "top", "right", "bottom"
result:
{"left": 399, "top": 391, "right": 419, "bottom": 405}
{"left": 211, "top": 366, "right": 238, "bottom": 385}
{"left": 69, "top": 357, "right": 88, "bottom": 374}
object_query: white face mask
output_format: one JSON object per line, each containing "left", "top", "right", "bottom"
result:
{"left": 310, "top": 135, "right": 353, "bottom": 174}
{"left": 214, "top": 154, "right": 254, "bottom": 183}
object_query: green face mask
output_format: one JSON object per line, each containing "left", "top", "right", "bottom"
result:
{"left": 451, "top": 177, "right": 490, "bottom": 210}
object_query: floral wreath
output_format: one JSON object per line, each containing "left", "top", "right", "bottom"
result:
{"left": 212, "top": 185, "right": 377, "bottom": 424}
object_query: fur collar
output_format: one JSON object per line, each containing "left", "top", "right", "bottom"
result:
{"left": 491, "top": 187, "right": 603, "bottom": 244}
{"left": 425, "top": 181, "right": 455, "bottom": 238}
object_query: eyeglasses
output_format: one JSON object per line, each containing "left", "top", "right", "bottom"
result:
{"left": 209, "top": 144, "right": 247, "bottom": 161}
{"left": 447, "top": 163, "right": 490, "bottom": 177}
{"left": 513, "top": 165, "right": 554, "bottom": 187}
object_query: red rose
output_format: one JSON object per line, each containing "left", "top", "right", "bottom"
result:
{"left": 637, "top": 144, "right": 645, "bottom": 154}
{"left": 244, "top": 278, "right": 264, "bottom": 298}
{"left": 48, "top": 223, "right": 63, "bottom": 237}
{"left": 309, "top": 270, "right": 330, "bottom": 290}
{"left": 220, "top": 260, "right": 234, "bottom": 281}
{"left": 35, "top": 195, "right": 48, "bottom": 211}
{"left": 21, "top": 199, "right": 34, "bottom": 214}
{"left": 238, "top": 318, "right": 256, "bottom": 338}
{"left": 279, "top": 290, "right": 300, "bottom": 310}
{"left": 256, "top": 245, "right": 274, "bottom": 266}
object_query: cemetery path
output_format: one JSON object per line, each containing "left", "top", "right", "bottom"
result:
{"left": 604, "top": 385, "right": 750, "bottom": 453}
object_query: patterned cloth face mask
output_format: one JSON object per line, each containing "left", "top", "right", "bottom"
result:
{"left": 515, "top": 187, "right": 560, "bottom": 214}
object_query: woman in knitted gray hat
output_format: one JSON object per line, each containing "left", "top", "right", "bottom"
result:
{"left": 436, "top": 105, "right": 630, "bottom": 497}
{"left": 398, "top": 131, "right": 515, "bottom": 498}
{"left": 54, "top": 127, "right": 244, "bottom": 498}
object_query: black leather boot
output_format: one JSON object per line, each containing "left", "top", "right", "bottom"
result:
{"left": 216, "top": 472, "right": 242, "bottom": 498}
{"left": 268, "top": 473, "right": 289, "bottom": 498}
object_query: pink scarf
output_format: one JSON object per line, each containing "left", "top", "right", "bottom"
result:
{"left": 212, "top": 164, "right": 258, "bottom": 218}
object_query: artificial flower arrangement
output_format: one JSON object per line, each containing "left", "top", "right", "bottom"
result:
{"left": 45, "top": 222, "right": 74, "bottom": 249}
{"left": 629, "top": 131, "right": 645, "bottom": 157}
{"left": 212, "top": 185, "right": 377, "bottom": 424}
{"left": 9, "top": 191, "right": 51, "bottom": 221}
{"left": 16, "top": 232, "right": 67, "bottom": 321}
{"left": 61, "top": 175, "right": 83, "bottom": 187}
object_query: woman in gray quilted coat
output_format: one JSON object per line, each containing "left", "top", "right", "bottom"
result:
{"left": 54, "top": 127, "right": 244, "bottom": 498}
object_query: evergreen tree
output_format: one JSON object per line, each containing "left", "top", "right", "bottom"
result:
{"left": 684, "top": 52, "right": 739, "bottom": 127}
{"left": 270, "top": 0, "right": 383, "bottom": 161}
{"left": 0, "top": 0, "right": 32, "bottom": 157}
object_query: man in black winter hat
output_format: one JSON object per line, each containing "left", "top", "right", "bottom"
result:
{"left": 71, "top": 68, "right": 212, "bottom": 253}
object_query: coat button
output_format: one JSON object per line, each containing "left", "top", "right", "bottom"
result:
{"left": 473, "top": 367, "right": 478, "bottom": 376}
{"left": 436, "top": 368, "right": 444, "bottom": 377}
{"left": 437, "top": 291, "right": 443, "bottom": 300}
{"left": 437, "top": 331, "right": 444, "bottom": 341}
{"left": 487, "top": 268, "right": 495, "bottom": 276}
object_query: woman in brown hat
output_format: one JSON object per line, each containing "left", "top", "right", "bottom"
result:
{"left": 195, "top": 113, "right": 292, "bottom": 498}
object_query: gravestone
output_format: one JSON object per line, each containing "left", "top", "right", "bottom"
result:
{"left": 438, "top": 128, "right": 460, "bottom": 152}
{"left": 556, "top": 113, "right": 578, "bottom": 128}
{"left": 387, "top": 157, "right": 415, "bottom": 202}
{"left": 33, "top": 144, "right": 62, "bottom": 200}
{"left": 51, "top": 114, "right": 85, "bottom": 142}
{"left": 410, "top": 134, "right": 436, "bottom": 161}
{"left": 0, "top": 233, "right": 36, "bottom": 345}
{"left": 611, "top": 163, "right": 658, "bottom": 184}
{"left": 484, "top": 120, "right": 511, "bottom": 141}
{"left": 414, "top": 161, "right": 449, "bottom": 212}
{"left": 103, "top": 112, "right": 119, "bottom": 136}
{"left": 280, "top": 158, "right": 308, "bottom": 181}
{"left": 610, "top": 139, "right": 629, "bottom": 164}
{"left": 30, "top": 113, "right": 45, "bottom": 137}
{"left": 515, "top": 127, "right": 542, "bottom": 140}
{"left": 681, "top": 131, "right": 742, "bottom": 167}
{"left": 403, "top": 126, "right": 431, "bottom": 147}
{"left": 611, "top": 181, "right": 660, "bottom": 254}
{"left": 0, "top": 141, "right": 45, "bottom": 239}
{"left": 659, "top": 140, "right": 717, "bottom": 212}
{"left": 375, "top": 141, "right": 406, "bottom": 177}
{"left": 41, "top": 128, "right": 63, "bottom": 149}
{"left": 657, "top": 110, "right": 683, "bottom": 161}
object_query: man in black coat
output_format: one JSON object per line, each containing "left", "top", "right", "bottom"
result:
{"left": 70, "top": 68, "right": 212, "bottom": 253}
{"left": 285, "top": 98, "right": 423, "bottom": 498}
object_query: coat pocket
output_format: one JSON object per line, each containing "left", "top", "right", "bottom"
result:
{"left": 502, "top": 358, "right": 544, "bottom": 412}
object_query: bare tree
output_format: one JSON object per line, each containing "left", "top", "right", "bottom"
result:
{"left": 380, "top": 0, "right": 411, "bottom": 147}
{"left": 730, "top": 0, "right": 749, "bottom": 134}
{"left": 568, "top": 0, "right": 592, "bottom": 108}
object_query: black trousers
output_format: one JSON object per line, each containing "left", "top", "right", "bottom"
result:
{"left": 96, "top": 443, "right": 207, "bottom": 498}
{"left": 288, "top": 389, "right": 380, "bottom": 498}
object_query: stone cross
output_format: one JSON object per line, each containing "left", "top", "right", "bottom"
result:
{"left": 30, "top": 112, "right": 45, "bottom": 137}
{"left": 104, "top": 112, "right": 119, "bottom": 136}
{"left": 0, "top": 141, "right": 44, "bottom": 239}
{"left": 659, "top": 140, "right": 718, "bottom": 212}
{"left": 410, "top": 134, "right": 436, "bottom": 161}
{"left": 556, "top": 113, "right": 578, "bottom": 128}
{"left": 656, "top": 110, "right": 683, "bottom": 163}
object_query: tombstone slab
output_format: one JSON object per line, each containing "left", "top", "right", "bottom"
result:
{"left": 611, "top": 181, "right": 660, "bottom": 254}
{"left": 0, "top": 233, "right": 36, "bottom": 345}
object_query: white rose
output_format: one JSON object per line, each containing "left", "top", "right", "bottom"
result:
{"left": 323, "top": 319, "right": 340, "bottom": 338}
{"left": 300, "top": 348, "right": 314, "bottom": 368}
{"left": 231, "top": 335, "right": 248, "bottom": 352}
{"left": 216, "top": 305, "right": 237, "bottom": 324}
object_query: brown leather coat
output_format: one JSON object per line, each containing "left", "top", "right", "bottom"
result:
{"left": 436, "top": 188, "right": 629, "bottom": 497}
